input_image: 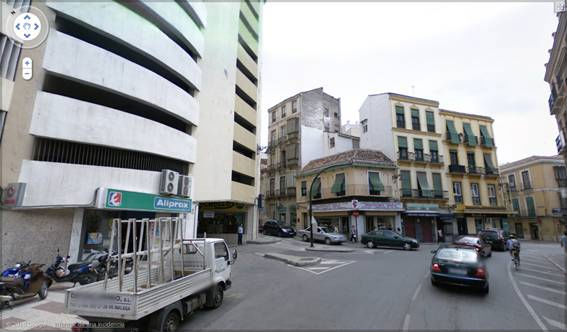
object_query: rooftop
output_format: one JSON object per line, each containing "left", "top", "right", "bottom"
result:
{"left": 439, "top": 109, "right": 494, "bottom": 122}
{"left": 368, "top": 92, "right": 439, "bottom": 107}
{"left": 268, "top": 87, "right": 339, "bottom": 111}
{"left": 302, "top": 149, "right": 395, "bottom": 173}
{"left": 500, "top": 155, "right": 564, "bottom": 170}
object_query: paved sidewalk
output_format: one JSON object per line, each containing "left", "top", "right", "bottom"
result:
{"left": 0, "top": 282, "right": 85, "bottom": 331}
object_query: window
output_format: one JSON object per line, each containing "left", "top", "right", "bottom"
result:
{"left": 512, "top": 198, "right": 520, "bottom": 212}
{"left": 301, "top": 181, "right": 307, "bottom": 196}
{"left": 270, "top": 130, "right": 276, "bottom": 143}
{"left": 334, "top": 112, "right": 338, "bottom": 119}
{"left": 330, "top": 137, "right": 335, "bottom": 148}
{"left": 483, "top": 153, "right": 496, "bottom": 174}
{"left": 368, "top": 171, "right": 384, "bottom": 195}
{"left": 453, "top": 182, "right": 463, "bottom": 203}
{"left": 487, "top": 184, "right": 497, "bottom": 207}
{"left": 521, "top": 170, "right": 531, "bottom": 190}
{"left": 411, "top": 109, "right": 420, "bottom": 131}
{"left": 475, "top": 218, "right": 484, "bottom": 232}
{"left": 323, "top": 107, "right": 329, "bottom": 117}
{"left": 398, "top": 136, "right": 408, "bottom": 160}
{"left": 214, "top": 242, "right": 229, "bottom": 261}
{"left": 269, "top": 178, "right": 275, "bottom": 195}
{"left": 280, "top": 125, "right": 286, "bottom": 139}
{"left": 554, "top": 166, "right": 567, "bottom": 179}
{"left": 429, "top": 140, "right": 439, "bottom": 163}
{"left": 331, "top": 173, "right": 346, "bottom": 196}
{"left": 279, "top": 176, "right": 286, "bottom": 194}
{"left": 312, "top": 178, "right": 321, "bottom": 199}
{"left": 508, "top": 174, "right": 516, "bottom": 191}
{"left": 395, "top": 106, "right": 405, "bottom": 128}
{"left": 471, "top": 183, "right": 481, "bottom": 205}
{"left": 463, "top": 123, "right": 477, "bottom": 146}
{"left": 400, "top": 170, "right": 412, "bottom": 197}
{"left": 432, "top": 173, "right": 443, "bottom": 198}
{"left": 426, "top": 111, "right": 435, "bottom": 132}
{"left": 467, "top": 152, "right": 476, "bottom": 173}
{"left": 292, "top": 100, "right": 297, "bottom": 113}
{"left": 272, "top": 110, "right": 276, "bottom": 123}
{"left": 280, "top": 150, "right": 286, "bottom": 168}
{"left": 281, "top": 105, "right": 286, "bottom": 117}
{"left": 0, "top": 111, "right": 6, "bottom": 143}
{"left": 416, "top": 171, "right": 432, "bottom": 197}
{"left": 526, "top": 196, "right": 536, "bottom": 217}
{"left": 414, "top": 138, "right": 424, "bottom": 161}
{"left": 361, "top": 119, "right": 368, "bottom": 133}
{"left": 450, "top": 150, "right": 459, "bottom": 165}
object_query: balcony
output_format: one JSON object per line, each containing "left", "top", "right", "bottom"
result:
{"left": 557, "top": 178, "right": 567, "bottom": 187}
{"left": 550, "top": 92, "right": 565, "bottom": 115}
{"left": 472, "top": 197, "right": 481, "bottom": 206}
{"left": 398, "top": 151, "right": 444, "bottom": 165}
{"left": 467, "top": 166, "right": 483, "bottom": 176}
{"left": 287, "top": 157, "right": 299, "bottom": 167}
{"left": 446, "top": 132, "right": 461, "bottom": 144}
{"left": 286, "top": 187, "right": 296, "bottom": 197}
{"left": 448, "top": 164, "right": 466, "bottom": 174}
{"left": 265, "top": 190, "right": 276, "bottom": 199}
{"left": 484, "top": 168, "right": 499, "bottom": 177}
{"left": 401, "top": 189, "right": 448, "bottom": 200}
{"left": 312, "top": 184, "right": 394, "bottom": 199}
{"left": 480, "top": 136, "right": 495, "bottom": 148}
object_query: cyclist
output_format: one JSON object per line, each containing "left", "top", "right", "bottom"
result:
{"left": 506, "top": 234, "right": 521, "bottom": 264}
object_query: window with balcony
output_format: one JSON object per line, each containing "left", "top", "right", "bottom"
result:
{"left": 269, "top": 178, "right": 275, "bottom": 196}
{"left": 272, "top": 110, "right": 276, "bottom": 123}
{"left": 479, "top": 125, "right": 493, "bottom": 147}
{"left": 280, "top": 150, "right": 286, "bottom": 168}
{"left": 508, "top": 174, "right": 516, "bottom": 192}
{"left": 467, "top": 152, "right": 477, "bottom": 174}
{"left": 554, "top": 166, "right": 567, "bottom": 187}
{"left": 369, "top": 172, "right": 384, "bottom": 195}
{"left": 292, "top": 100, "right": 297, "bottom": 113}
{"left": 330, "top": 137, "right": 335, "bottom": 148}
{"left": 512, "top": 198, "right": 520, "bottom": 212}
{"left": 463, "top": 123, "right": 478, "bottom": 146}
{"left": 270, "top": 130, "right": 276, "bottom": 144}
{"left": 361, "top": 119, "right": 368, "bottom": 133}
{"left": 453, "top": 181, "right": 463, "bottom": 203}
{"left": 395, "top": 106, "right": 405, "bottom": 128}
{"left": 432, "top": 173, "right": 443, "bottom": 198}
{"left": 414, "top": 138, "right": 424, "bottom": 161}
{"left": 487, "top": 184, "right": 497, "bottom": 207}
{"left": 426, "top": 111, "right": 435, "bottom": 132}
{"left": 416, "top": 172, "right": 432, "bottom": 198}
{"left": 331, "top": 173, "right": 346, "bottom": 196}
{"left": 526, "top": 196, "right": 536, "bottom": 217}
{"left": 281, "top": 105, "right": 286, "bottom": 118}
{"left": 411, "top": 109, "right": 421, "bottom": 131}
{"left": 484, "top": 153, "right": 497, "bottom": 175}
{"left": 521, "top": 170, "right": 531, "bottom": 190}
{"left": 301, "top": 181, "right": 307, "bottom": 196}
{"left": 446, "top": 120, "right": 460, "bottom": 144}
{"left": 429, "top": 140, "right": 439, "bottom": 163}
{"left": 398, "top": 136, "right": 408, "bottom": 160}
{"left": 400, "top": 170, "right": 412, "bottom": 197}
{"left": 279, "top": 176, "right": 286, "bottom": 194}
{"left": 471, "top": 183, "right": 481, "bottom": 205}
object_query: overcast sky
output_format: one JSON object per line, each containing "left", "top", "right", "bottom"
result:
{"left": 259, "top": 2, "right": 558, "bottom": 165}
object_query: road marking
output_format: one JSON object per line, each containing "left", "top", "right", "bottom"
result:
{"left": 288, "top": 261, "right": 355, "bottom": 275}
{"left": 543, "top": 316, "right": 567, "bottom": 330}
{"left": 519, "top": 281, "right": 565, "bottom": 295}
{"left": 307, "top": 267, "right": 329, "bottom": 270}
{"left": 320, "top": 260, "right": 341, "bottom": 264}
{"left": 507, "top": 261, "right": 548, "bottom": 332}
{"left": 316, "top": 261, "right": 355, "bottom": 275}
{"left": 517, "top": 273, "right": 565, "bottom": 286}
{"left": 402, "top": 314, "right": 410, "bottom": 332}
{"left": 521, "top": 267, "right": 564, "bottom": 277}
{"left": 545, "top": 255, "right": 566, "bottom": 273}
{"left": 411, "top": 284, "right": 422, "bottom": 302}
{"left": 522, "top": 262, "right": 560, "bottom": 271}
{"left": 527, "top": 294, "right": 566, "bottom": 310}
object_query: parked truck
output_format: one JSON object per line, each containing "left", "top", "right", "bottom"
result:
{"left": 66, "top": 217, "right": 236, "bottom": 332}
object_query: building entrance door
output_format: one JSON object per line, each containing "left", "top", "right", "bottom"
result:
{"left": 415, "top": 221, "right": 423, "bottom": 242}
{"left": 457, "top": 218, "right": 467, "bottom": 235}
{"left": 529, "top": 223, "right": 539, "bottom": 240}
{"left": 515, "top": 223, "right": 524, "bottom": 238}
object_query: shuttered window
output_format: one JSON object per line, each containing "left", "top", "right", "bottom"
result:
{"left": 331, "top": 173, "right": 346, "bottom": 196}
{"left": 426, "top": 111, "right": 435, "bottom": 132}
{"left": 526, "top": 197, "right": 536, "bottom": 217}
{"left": 463, "top": 123, "right": 478, "bottom": 146}
{"left": 432, "top": 173, "right": 442, "bottom": 198}
{"left": 368, "top": 171, "right": 384, "bottom": 195}
{"left": 400, "top": 170, "right": 411, "bottom": 197}
{"left": 446, "top": 120, "right": 460, "bottom": 144}
{"left": 416, "top": 172, "right": 432, "bottom": 197}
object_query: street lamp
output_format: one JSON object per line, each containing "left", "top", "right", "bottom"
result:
{"left": 308, "top": 161, "right": 352, "bottom": 247}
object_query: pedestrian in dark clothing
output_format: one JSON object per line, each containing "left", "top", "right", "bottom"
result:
{"left": 237, "top": 224, "right": 244, "bottom": 245}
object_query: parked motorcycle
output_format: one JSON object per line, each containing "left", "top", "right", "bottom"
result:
{"left": 0, "top": 261, "right": 52, "bottom": 308}
{"left": 45, "top": 249, "right": 98, "bottom": 286}
{"left": 90, "top": 251, "right": 134, "bottom": 281}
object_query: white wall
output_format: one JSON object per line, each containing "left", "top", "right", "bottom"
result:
{"left": 359, "top": 94, "right": 395, "bottom": 160}
{"left": 300, "top": 125, "right": 325, "bottom": 167}
{"left": 325, "top": 132, "right": 356, "bottom": 156}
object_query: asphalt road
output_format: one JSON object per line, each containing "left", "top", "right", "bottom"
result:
{"left": 180, "top": 238, "right": 566, "bottom": 332}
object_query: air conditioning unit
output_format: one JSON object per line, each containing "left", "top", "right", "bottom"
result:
{"left": 177, "top": 175, "right": 192, "bottom": 198}
{"left": 160, "top": 169, "right": 179, "bottom": 195}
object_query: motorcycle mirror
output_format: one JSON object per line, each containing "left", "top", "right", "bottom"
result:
{"left": 232, "top": 248, "right": 238, "bottom": 261}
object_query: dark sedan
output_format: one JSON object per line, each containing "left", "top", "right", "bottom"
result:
{"left": 453, "top": 235, "right": 492, "bottom": 258}
{"left": 430, "top": 247, "right": 489, "bottom": 294}
{"left": 262, "top": 220, "right": 296, "bottom": 237}
{"left": 479, "top": 229, "right": 507, "bottom": 251}
{"left": 361, "top": 230, "right": 419, "bottom": 250}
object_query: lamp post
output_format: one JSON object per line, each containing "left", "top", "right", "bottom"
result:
{"left": 308, "top": 162, "right": 352, "bottom": 247}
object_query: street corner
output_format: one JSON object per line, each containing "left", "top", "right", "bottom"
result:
{"left": 263, "top": 252, "right": 322, "bottom": 267}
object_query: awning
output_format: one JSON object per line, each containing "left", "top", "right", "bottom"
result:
{"left": 463, "top": 123, "right": 478, "bottom": 146}
{"left": 483, "top": 154, "right": 495, "bottom": 172}
{"left": 414, "top": 138, "right": 423, "bottom": 150}
{"left": 331, "top": 173, "right": 345, "bottom": 194}
{"left": 446, "top": 120, "right": 460, "bottom": 144}
{"left": 479, "top": 125, "right": 493, "bottom": 147}
{"left": 416, "top": 172, "right": 432, "bottom": 197}
{"left": 369, "top": 172, "right": 384, "bottom": 192}
{"left": 397, "top": 136, "right": 408, "bottom": 148}
{"left": 311, "top": 178, "right": 321, "bottom": 198}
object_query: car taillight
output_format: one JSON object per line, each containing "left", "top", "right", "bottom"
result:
{"left": 71, "top": 323, "right": 85, "bottom": 332}
{"left": 475, "top": 267, "right": 486, "bottom": 278}
{"left": 432, "top": 263, "right": 441, "bottom": 272}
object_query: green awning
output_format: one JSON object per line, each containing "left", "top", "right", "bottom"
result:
{"left": 417, "top": 172, "right": 432, "bottom": 197}
{"left": 426, "top": 111, "right": 435, "bottom": 125}
{"left": 463, "top": 123, "right": 478, "bottom": 146}
{"left": 395, "top": 105, "right": 404, "bottom": 115}
{"left": 446, "top": 120, "right": 460, "bottom": 144}
{"left": 331, "top": 173, "right": 345, "bottom": 194}
{"left": 483, "top": 153, "right": 495, "bottom": 171}
{"left": 369, "top": 172, "right": 384, "bottom": 192}
{"left": 398, "top": 136, "right": 408, "bottom": 148}
{"left": 411, "top": 109, "right": 420, "bottom": 118}
{"left": 311, "top": 178, "right": 321, "bottom": 198}
{"left": 429, "top": 140, "right": 438, "bottom": 151}
{"left": 479, "top": 125, "right": 493, "bottom": 147}
{"left": 413, "top": 138, "right": 423, "bottom": 150}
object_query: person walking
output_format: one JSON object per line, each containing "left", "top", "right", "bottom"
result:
{"left": 350, "top": 224, "right": 357, "bottom": 243}
{"left": 437, "top": 229, "right": 444, "bottom": 243}
{"left": 237, "top": 224, "right": 244, "bottom": 245}
{"left": 560, "top": 231, "right": 567, "bottom": 251}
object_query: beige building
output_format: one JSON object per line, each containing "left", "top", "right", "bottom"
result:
{"left": 500, "top": 155, "right": 566, "bottom": 241}
{"left": 295, "top": 149, "right": 402, "bottom": 237}
{"left": 439, "top": 110, "right": 511, "bottom": 236}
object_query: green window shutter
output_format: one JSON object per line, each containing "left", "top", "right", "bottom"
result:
{"left": 432, "top": 173, "right": 442, "bottom": 191}
{"left": 311, "top": 178, "right": 321, "bottom": 198}
{"left": 479, "top": 125, "right": 493, "bottom": 147}
{"left": 417, "top": 172, "right": 432, "bottom": 197}
{"left": 395, "top": 105, "right": 404, "bottom": 115}
{"left": 400, "top": 171, "right": 411, "bottom": 190}
{"left": 446, "top": 120, "right": 460, "bottom": 144}
{"left": 483, "top": 153, "right": 495, "bottom": 171}
{"left": 411, "top": 109, "right": 419, "bottom": 118}
{"left": 368, "top": 172, "right": 384, "bottom": 192}
{"left": 397, "top": 136, "right": 408, "bottom": 148}
{"left": 426, "top": 111, "right": 435, "bottom": 125}
{"left": 429, "top": 140, "right": 438, "bottom": 152}
{"left": 512, "top": 199, "right": 520, "bottom": 212}
{"left": 413, "top": 138, "right": 423, "bottom": 150}
{"left": 463, "top": 123, "right": 478, "bottom": 146}
{"left": 526, "top": 197, "right": 536, "bottom": 217}
{"left": 331, "top": 173, "right": 345, "bottom": 193}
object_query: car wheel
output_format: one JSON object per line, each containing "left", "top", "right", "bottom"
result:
{"left": 325, "top": 238, "right": 331, "bottom": 245}
{"left": 302, "top": 235, "right": 309, "bottom": 242}
{"left": 431, "top": 278, "right": 439, "bottom": 287}
{"left": 487, "top": 251, "right": 492, "bottom": 257}
{"left": 367, "top": 241, "right": 374, "bottom": 249}
{"left": 403, "top": 243, "right": 411, "bottom": 251}
{"left": 162, "top": 310, "right": 180, "bottom": 332}
{"left": 481, "top": 283, "right": 489, "bottom": 295}
{"left": 206, "top": 285, "right": 224, "bottom": 309}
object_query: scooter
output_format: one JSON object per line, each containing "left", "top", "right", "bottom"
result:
{"left": 0, "top": 261, "right": 51, "bottom": 308}
{"left": 45, "top": 250, "right": 98, "bottom": 286}
{"left": 90, "top": 251, "right": 134, "bottom": 281}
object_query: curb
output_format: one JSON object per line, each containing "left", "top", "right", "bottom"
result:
{"left": 305, "top": 247, "right": 355, "bottom": 253}
{"left": 247, "top": 238, "right": 281, "bottom": 245}
{"left": 263, "top": 253, "right": 321, "bottom": 267}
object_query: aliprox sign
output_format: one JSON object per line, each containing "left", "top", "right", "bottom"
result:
{"left": 105, "top": 189, "right": 192, "bottom": 213}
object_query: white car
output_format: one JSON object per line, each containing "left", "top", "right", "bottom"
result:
{"left": 297, "top": 226, "right": 347, "bottom": 245}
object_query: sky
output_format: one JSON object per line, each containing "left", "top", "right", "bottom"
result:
{"left": 259, "top": 2, "right": 559, "bottom": 165}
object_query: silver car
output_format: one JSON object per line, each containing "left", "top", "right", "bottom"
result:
{"left": 297, "top": 226, "right": 347, "bottom": 245}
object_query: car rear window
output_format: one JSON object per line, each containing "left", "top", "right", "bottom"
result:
{"left": 436, "top": 249, "right": 478, "bottom": 263}
{"left": 457, "top": 237, "right": 479, "bottom": 245}
{"left": 482, "top": 231, "right": 498, "bottom": 239}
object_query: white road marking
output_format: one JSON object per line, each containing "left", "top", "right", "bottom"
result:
{"left": 507, "top": 261, "right": 548, "bottom": 332}
{"left": 287, "top": 261, "right": 355, "bottom": 275}
{"left": 519, "top": 281, "right": 565, "bottom": 295}
{"left": 522, "top": 262, "right": 560, "bottom": 271}
{"left": 527, "top": 294, "right": 566, "bottom": 310}
{"left": 411, "top": 284, "right": 422, "bottom": 302}
{"left": 521, "top": 267, "right": 564, "bottom": 277}
{"left": 402, "top": 314, "right": 410, "bottom": 332}
{"left": 307, "top": 267, "right": 330, "bottom": 270}
{"left": 545, "top": 255, "right": 566, "bottom": 273}
{"left": 543, "top": 316, "right": 567, "bottom": 330}
{"left": 320, "top": 260, "right": 341, "bottom": 264}
{"left": 517, "top": 273, "right": 565, "bottom": 286}
{"left": 316, "top": 261, "right": 355, "bottom": 275}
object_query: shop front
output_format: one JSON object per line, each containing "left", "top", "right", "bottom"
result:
{"left": 197, "top": 201, "right": 254, "bottom": 245}
{"left": 403, "top": 203, "right": 439, "bottom": 243}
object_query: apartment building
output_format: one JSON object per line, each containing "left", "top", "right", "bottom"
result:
{"left": 439, "top": 109, "right": 511, "bottom": 236}
{"left": 500, "top": 155, "right": 566, "bottom": 241}
{"left": 296, "top": 149, "right": 402, "bottom": 238}
{"left": 544, "top": 12, "right": 567, "bottom": 164}
{"left": 0, "top": 1, "right": 262, "bottom": 267}
{"left": 261, "top": 88, "right": 359, "bottom": 227}
{"left": 359, "top": 93, "right": 449, "bottom": 242}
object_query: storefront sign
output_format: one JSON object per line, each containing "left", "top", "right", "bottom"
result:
{"left": 203, "top": 211, "right": 215, "bottom": 218}
{"left": 1, "top": 183, "right": 26, "bottom": 207}
{"left": 312, "top": 201, "right": 403, "bottom": 212}
{"left": 406, "top": 203, "right": 439, "bottom": 211}
{"left": 104, "top": 189, "right": 192, "bottom": 213}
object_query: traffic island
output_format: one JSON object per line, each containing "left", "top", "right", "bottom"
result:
{"left": 264, "top": 253, "right": 321, "bottom": 267}
{"left": 247, "top": 236, "right": 281, "bottom": 244}
{"left": 305, "top": 246, "right": 355, "bottom": 253}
